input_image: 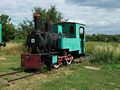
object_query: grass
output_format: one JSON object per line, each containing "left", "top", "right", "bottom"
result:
{"left": 0, "top": 58, "right": 120, "bottom": 90}
{"left": 0, "top": 55, "right": 20, "bottom": 73}
{"left": 0, "top": 42, "right": 24, "bottom": 55}
{"left": 0, "top": 42, "right": 120, "bottom": 90}
{"left": 86, "top": 42, "right": 120, "bottom": 64}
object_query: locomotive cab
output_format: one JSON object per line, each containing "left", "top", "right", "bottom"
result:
{"left": 52, "top": 22, "right": 86, "bottom": 55}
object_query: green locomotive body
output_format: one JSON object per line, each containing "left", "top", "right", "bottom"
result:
{"left": 0, "top": 17, "right": 6, "bottom": 47}
{"left": 53, "top": 22, "right": 86, "bottom": 55}
{"left": 0, "top": 17, "right": 2, "bottom": 45}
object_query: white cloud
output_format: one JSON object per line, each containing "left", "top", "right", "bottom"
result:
{"left": 0, "top": 0, "right": 120, "bottom": 34}
{"left": 66, "top": 0, "right": 120, "bottom": 8}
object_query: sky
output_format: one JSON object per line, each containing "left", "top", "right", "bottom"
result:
{"left": 0, "top": 0, "right": 120, "bottom": 34}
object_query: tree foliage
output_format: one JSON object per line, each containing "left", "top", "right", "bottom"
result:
{"left": 16, "top": 19, "right": 34, "bottom": 40}
{"left": 1, "top": 14, "right": 16, "bottom": 42}
{"left": 17, "top": 5, "right": 63, "bottom": 40}
{"left": 33, "top": 5, "right": 63, "bottom": 30}
{"left": 86, "top": 34, "right": 120, "bottom": 42}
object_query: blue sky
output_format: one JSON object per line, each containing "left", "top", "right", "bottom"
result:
{"left": 0, "top": 0, "right": 120, "bottom": 34}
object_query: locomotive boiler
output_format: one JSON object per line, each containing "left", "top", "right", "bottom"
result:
{"left": 21, "top": 13, "right": 86, "bottom": 70}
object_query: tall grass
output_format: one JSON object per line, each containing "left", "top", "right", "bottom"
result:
{"left": 0, "top": 42, "right": 24, "bottom": 55}
{"left": 86, "top": 42, "right": 120, "bottom": 64}
{"left": 1, "top": 41, "right": 120, "bottom": 64}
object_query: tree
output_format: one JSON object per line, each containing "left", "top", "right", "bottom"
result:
{"left": 17, "top": 19, "right": 34, "bottom": 40}
{"left": 33, "top": 5, "right": 63, "bottom": 31}
{"left": 17, "top": 6, "right": 63, "bottom": 40}
{"left": 1, "top": 14, "right": 16, "bottom": 42}
{"left": 86, "top": 34, "right": 120, "bottom": 42}
{"left": 47, "top": 5, "right": 63, "bottom": 23}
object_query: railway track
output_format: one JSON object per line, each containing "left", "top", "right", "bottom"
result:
{"left": 0, "top": 56, "right": 85, "bottom": 83}
{"left": 0, "top": 70, "right": 41, "bottom": 82}
{"left": 0, "top": 71, "right": 23, "bottom": 77}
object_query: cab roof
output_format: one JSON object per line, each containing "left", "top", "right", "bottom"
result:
{"left": 54, "top": 21, "right": 86, "bottom": 26}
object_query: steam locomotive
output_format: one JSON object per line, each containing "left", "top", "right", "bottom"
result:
{"left": 21, "top": 13, "right": 86, "bottom": 70}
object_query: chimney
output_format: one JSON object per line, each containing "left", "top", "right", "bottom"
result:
{"left": 34, "top": 13, "right": 41, "bottom": 31}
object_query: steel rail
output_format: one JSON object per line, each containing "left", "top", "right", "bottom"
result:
{"left": 8, "top": 72, "right": 41, "bottom": 82}
{"left": 0, "top": 71, "right": 23, "bottom": 77}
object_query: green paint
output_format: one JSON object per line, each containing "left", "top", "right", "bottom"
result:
{"left": 0, "top": 23, "right": 2, "bottom": 44}
{"left": 58, "top": 38, "right": 81, "bottom": 51}
{"left": 76, "top": 23, "right": 86, "bottom": 54}
{"left": 52, "top": 55, "right": 58, "bottom": 64}
{"left": 52, "top": 25, "right": 62, "bottom": 33}
{"left": 53, "top": 22, "right": 86, "bottom": 54}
